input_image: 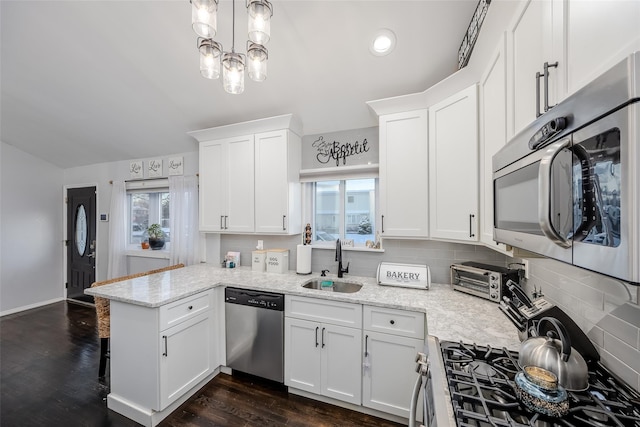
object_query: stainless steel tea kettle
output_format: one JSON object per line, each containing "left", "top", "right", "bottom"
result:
{"left": 518, "top": 317, "right": 589, "bottom": 391}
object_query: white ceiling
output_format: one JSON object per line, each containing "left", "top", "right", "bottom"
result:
{"left": 1, "top": 0, "right": 478, "bottom": 169}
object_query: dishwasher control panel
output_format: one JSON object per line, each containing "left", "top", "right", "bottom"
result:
{"left": 224, "top": 287, "right": 285, "bottom": 311}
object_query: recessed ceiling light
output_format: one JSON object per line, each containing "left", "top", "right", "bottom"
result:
{"left": 370, "top": 29, "right": 396, "bottom": 56}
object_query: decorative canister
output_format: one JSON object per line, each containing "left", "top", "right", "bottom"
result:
{"left": 266, "top": 249, "right": 289, "bottom": 274}
{"left": 252, "top": 250, "right": 267, "bottom": 272}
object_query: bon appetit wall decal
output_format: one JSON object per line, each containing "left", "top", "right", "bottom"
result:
{"left": 313, "top": 135, "right": 370, "bottom": 166}
{"left": 301, "top": 127, "right": 378, "bottom": 170}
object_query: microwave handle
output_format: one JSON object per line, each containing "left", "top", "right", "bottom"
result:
{"left": 538, "top": 138, "right": 572, "bottom": 248}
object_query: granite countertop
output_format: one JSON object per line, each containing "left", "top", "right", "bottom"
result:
{"left": 86, "top": 263, "right": 521, "bottom": 349}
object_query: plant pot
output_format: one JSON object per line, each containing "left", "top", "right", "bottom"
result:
{"left": 148, "top": 237, "right": 165, "bottom": 250}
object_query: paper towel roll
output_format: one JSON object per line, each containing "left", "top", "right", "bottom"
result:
{"left": 296, "top": 244, "right": 312, "bottom": 275}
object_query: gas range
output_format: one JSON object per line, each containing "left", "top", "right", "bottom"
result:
{"left": 439, "top": 340, "right": 640, "bottom": 427}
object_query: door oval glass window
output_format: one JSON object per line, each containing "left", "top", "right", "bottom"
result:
{"left": 75, "top": 204, "right": 88, "bottom": 256}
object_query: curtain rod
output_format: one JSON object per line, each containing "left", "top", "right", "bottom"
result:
{"left": 109, "top": 174, "right": 199, "bottom": 184}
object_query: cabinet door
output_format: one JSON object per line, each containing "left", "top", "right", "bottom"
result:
{"left": 507, "top": 0, "right": 556, "bottom": 137}
{"left": 479, "top": 36, "right": 511, "bottom": 254}
{"left": 226, "top": 135, "right": 255, "bottom": 232}
{"left": 362, "top": 331, "right": 424, "bottom": 418}
{"left": 428, "top": 85, "right": 478, "bottom": 242}
{"left": 284, "top": 317, "right": 322, "bottom": 395}
{"left": 565, "top": 0, "right": 640, "bottom": 95}
{"left": 379, "top": 110, "right": 429, "bottom": 238}
{"left": 255, "top": 130, "right": 298, "bottom": 234}
{"left": 199, "top": 141, "right": 226, "bottom": 231}
{"left": 321, "top": 324, "right": 362, "bottom": 405}
{"left": 159, "top": 312, "right": 212, "bottom": 410}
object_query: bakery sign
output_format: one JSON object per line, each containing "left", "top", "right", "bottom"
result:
{"left": 301, "top": 127, "right": 378, "bottom": 170}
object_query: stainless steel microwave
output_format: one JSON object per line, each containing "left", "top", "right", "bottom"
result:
{"left": 492, "top": 51, "right": 640, "bottom": 285}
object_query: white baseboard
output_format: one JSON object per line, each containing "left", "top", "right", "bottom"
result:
{"left": 107, "top": 369, "right": 219, "bottom": 427}
{"left": 0, "top": 297, "right": 64, "bottom": 317}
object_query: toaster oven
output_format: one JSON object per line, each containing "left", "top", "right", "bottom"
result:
{"left": 450, "top": 261, "right": 520, "bottom": 302}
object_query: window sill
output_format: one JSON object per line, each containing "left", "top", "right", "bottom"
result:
{"left": 126, "top": 247, "right": 170, "bottom": 259}
{"left": 310, "top": 244, "right": 384, "bottom": 253}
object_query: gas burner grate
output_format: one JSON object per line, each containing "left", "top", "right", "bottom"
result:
{"left": 440, "top": 341, "right": 640, "bottom": 427}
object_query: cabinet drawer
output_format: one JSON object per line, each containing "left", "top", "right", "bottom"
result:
{"left": 285, "top": 295, "right": 362, "bottom": 328}
{"left": 160, "top": 290, "right": 212, "bottom": 331}
{"left": 363, "top": 305, "right": 425, "bottom": 339}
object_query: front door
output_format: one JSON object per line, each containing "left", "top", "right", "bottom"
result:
{"left": 66, "top": 186, "right": 96, "bottom": 302}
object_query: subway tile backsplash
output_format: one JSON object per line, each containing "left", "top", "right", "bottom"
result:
{"left": 522, "top": 258, "right": 640, "bottom": 392}
{"left": 219, "top": 235, "right": 509, "bottom": 284}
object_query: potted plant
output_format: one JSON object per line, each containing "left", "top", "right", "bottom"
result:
{"left": 147, "top": 223, "right": 165, "bottom": 250}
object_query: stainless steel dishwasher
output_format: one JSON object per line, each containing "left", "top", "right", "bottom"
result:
{"left": 224, "top": 287, "right": 284, "bottom": 383}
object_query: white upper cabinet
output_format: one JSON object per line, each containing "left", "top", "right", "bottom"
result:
{"left": 479, "top": 35, "right": 512, "bottom": 254}
{"left": 198, "top": 135, "right": 255, "bottom": 233}
{"left": 428, "top": 85, "right": 479, "bottom": 242}
{"left": 564, "top": 0, "right": 640, "bottom": 95}
{"left": 191, "top": 114, "right": 303, "bottom": 235}
{"left": 254, "top": 129, "right": 302, "bottom": 234}
{"left": 199, "top": 141, "right": 226, "bottom": 232}
{"left": 507, "top": 0, "right": 640, "bottom": 139}
{"left": 378, "top": 110, "right": 429, "bottom": 238}
{"left": 506, "top": 0, "right": 561, "bottom": 138}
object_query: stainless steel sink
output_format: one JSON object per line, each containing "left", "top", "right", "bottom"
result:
{"left": 302, "top": 279, "right": 362, "bottom": 293}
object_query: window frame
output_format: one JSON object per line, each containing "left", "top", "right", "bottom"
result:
{"left": 309, "top": 178, "right": 379, "bottom": 249}
{"left": 125, "top": 181, "right": 170, "bottom": 247}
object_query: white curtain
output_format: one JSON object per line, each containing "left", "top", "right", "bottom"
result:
{"left": 169, "top": 175, "right": 200, "bottom": 266}
{"left": 107, "top": 181, "right": 128, "bottom": 279}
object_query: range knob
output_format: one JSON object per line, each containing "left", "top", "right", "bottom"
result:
{"left": 490, "top": 283, "right": 498, "bottom": 289}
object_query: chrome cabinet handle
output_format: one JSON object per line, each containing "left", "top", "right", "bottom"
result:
{"left": 469, "top": 214, "right": 475, "bottom": 238}
{"left": 282, "top": 215, "right": 286, "bottom": 231}
{"left": 381, "top": 215, "right": 385, "bottom": 233}
{"left": 224, "top": 215, "right": 228, "bottom": 229}
{"left": 315, "top": 327, "right": 319, "bottom": 347}
{"left": 220, "top": 216, "right": 224, "bottom": 229}
{"left": 538, "top": 138, "right": 571, "bottom": 248}
{"left": 536, "top": 71, "right": 543, "bottom": 118}
{"left": 365, "top": 334, "right": 369, "bottom": 355}
{"left": 543, "top": 61, "right": 558, "bottom": 112}
{"left": 321, "top": 327, "right": 326, "bottom": 348}
{"left": 162, "top": 335, "right": 168, "bottom": 356}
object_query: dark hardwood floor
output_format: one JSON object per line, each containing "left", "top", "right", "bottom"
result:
{"left": 0, "top": 301, "right": 405, "bottom": 427}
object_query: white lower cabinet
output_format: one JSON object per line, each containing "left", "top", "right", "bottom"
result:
{"left": 284, "top": 295, "right": 362, "bottom": 405}
{"left": 109, "top": 289, "right": 217, "bottom": 422}
{"left": 159, "top": 312, "right": 213, "bottom": 410}
{"left": 362, "top": 331, "right": 424, "bottom": 418}
{"left": 362, "top": 305, "right": 425, "bottom": 419}
{"left": 285, "top": 317, "right": 362, "bottom": 404}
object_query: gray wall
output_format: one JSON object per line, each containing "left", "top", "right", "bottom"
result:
{"left": 1, "top": 142, "right": 65, "bottom": 314}
{"left": 521, "top": 257, "right": 640, "bottom": 392}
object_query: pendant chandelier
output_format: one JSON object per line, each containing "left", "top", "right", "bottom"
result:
{"left": 191, "top": 0, "right": 272, "bottom": 94}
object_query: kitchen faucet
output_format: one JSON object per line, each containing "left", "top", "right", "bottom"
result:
{"left": 335, "top": 239, "right": 349, "bottom": 278}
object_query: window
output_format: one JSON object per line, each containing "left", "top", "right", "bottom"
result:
{"left": 128, "top": 189, "right": 170, "bottom": 245}
{"left": 312, "top": 178, "right": 377, "bottom": 247}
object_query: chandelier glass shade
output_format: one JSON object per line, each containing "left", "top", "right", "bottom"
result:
{"left": 190, "top": 0, "right": 272, "bottom": 94}
{"left": 222, "top": 52, "right": 246, "bottom": 94}
{"left": 247, "top": 0, "right": 272, "bottom": 45}
{"left": 247, "top": 42, "right": 267, "bottom": 82}
{"left": 191, "top": 0, "right": 218, "bottom": 38}
{"left": 199, "top": 38, "right": 222, "bottom": 79}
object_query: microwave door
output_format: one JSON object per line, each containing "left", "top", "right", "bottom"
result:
{"left": 571, "top": 108, "right": 636, "bottom": 282}
{"left": 493, "top": 142, "right": 572, "bottom": 263}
